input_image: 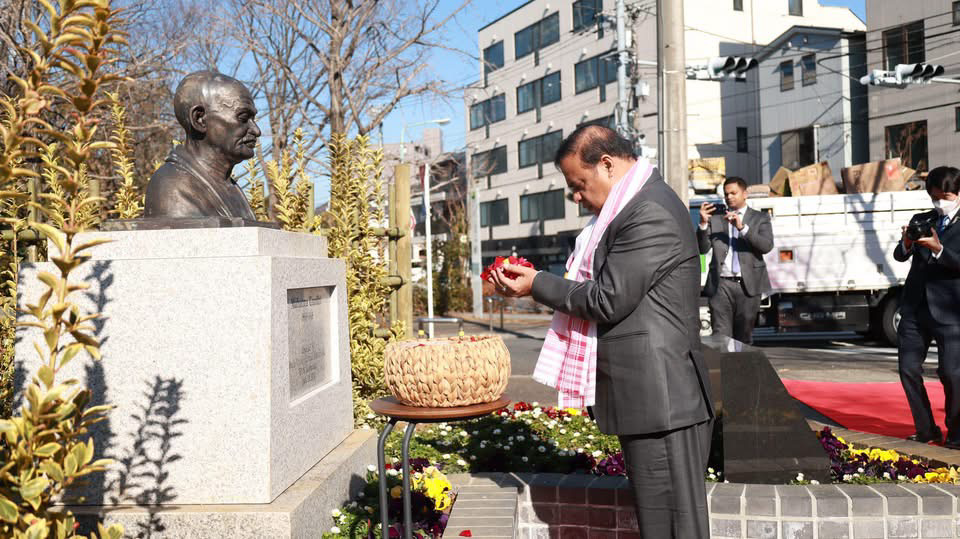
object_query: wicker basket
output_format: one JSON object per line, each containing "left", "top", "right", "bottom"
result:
{"left": 384, "top": 335, "right": 511, "bottom": 407}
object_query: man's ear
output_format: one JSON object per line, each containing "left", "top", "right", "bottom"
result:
{"left": 189, "top": 105, "right": 206, "bottom": 134}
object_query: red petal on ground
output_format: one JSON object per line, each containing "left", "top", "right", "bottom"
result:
{"left": 459, "top": 531, "right": 473, "bottom": 537}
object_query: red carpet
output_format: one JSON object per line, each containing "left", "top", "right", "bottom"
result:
{"left": 782, "top": 379, "right": 947, "bottom": 439}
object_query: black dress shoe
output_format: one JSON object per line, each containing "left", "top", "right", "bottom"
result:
{"left": 945, "top": 438, "right": 960, "bottom": 450}
{"left": 906, "top": 428, "right": 943, "bottom": 443}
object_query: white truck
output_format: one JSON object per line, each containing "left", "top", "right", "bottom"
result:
{"left": 689, "top": 190, "right": 934, "bottom": 345}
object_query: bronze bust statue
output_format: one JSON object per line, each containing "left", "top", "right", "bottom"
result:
{"left": 144, "top": 71, "right": 260, "bottom": 219}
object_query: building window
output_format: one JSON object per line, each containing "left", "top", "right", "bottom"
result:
{"left": 780, "top": 60, "right": 794, "bottom": 91}
{"left": 483, "top": 41, "right": 504, "bottom": 74}
{"left": 883, "top": 20, "right": 925, "bottom": 69}
{"left": 515, "top": 12, "right": 560, "bottom": 60}
{"left": 573, "top": 0, "right": 602, "bottom": 31}
{"left": 780, "top": 127, "right": 815, "bottom": 170}
{"left": 885, "top": 120, "right": 928, "bottom": 172}
{"left": 737, "top": 127, "right": 748, "bottom": 153}
{"left": 517, "top": 71, "right": 562, "bottom": 114}
{"left": 801, "top": 54, "right": 816, "bottom": 86}
{"left": 480, "top": 199, "right": 509, "bottom": 227}
{"left": 954, "top": 1, "right": 960, "bottom": 26}
{"left": 518, "top": 130, "right": 563, "bottom": 169}
{"left": 733, "top": 0, "right": 743, "bottom": 11}
{"left": 788, "top": 0, "right": 802, "bottom": 16}
{"left": 471, "top": 146, "right": 508, "bottom": 177}
{"left": 575, "top": 54, "right": 618, "bottom": 93}
{"left": 520, "top": 189, "right": 565, "bottom": 222}
{"left": 578, "top": 114, "right": 616, "bottom": 129}
{"left": 469, "top": 94, "right": 506, "bottom": 130}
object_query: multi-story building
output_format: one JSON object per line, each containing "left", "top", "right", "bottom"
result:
{"left": 466, "top": 0, "right": 864, "bottom": 310}
{"left": 866, "top": 1, "right": 960, "bottom": 173}
{"left": 754, "top": 26, "right": 868, "bottom": 183}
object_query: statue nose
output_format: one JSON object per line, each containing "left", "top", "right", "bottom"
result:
{"left": 250, "top": 121, "right": 262, "bottom": 137}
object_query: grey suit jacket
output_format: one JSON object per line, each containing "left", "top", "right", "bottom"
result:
{"left": 697, "top": 207, "right": 774, "bottom": 298}
{"left": 531, "top": 172, "right": 713, "bottom": 436}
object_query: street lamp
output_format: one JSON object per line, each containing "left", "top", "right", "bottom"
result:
{"left": 401, "top": 117, "right": 450, "bottom": 337}
{"left": 400, "top": 117, "right": 450, "bottom": 161}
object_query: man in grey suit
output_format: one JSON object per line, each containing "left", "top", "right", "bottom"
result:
{"left": 491, "top": 126, "right": 713, "bottom": 538}
{"left": 697, "top": 176, "right": 774, "bottom": 344}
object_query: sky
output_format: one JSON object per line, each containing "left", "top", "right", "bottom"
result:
{"left": 375, "top": 0, "right": 867, "bottom": 161}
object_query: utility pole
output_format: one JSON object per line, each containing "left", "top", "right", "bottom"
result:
{"left": 615, "top": 0, "right": 629, "bottom": 136}
{"left": 658, "top": 0, "right": 688, "bottom": 204}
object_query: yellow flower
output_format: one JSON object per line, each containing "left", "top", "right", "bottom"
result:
{"left": 565, "top": 408, "right": 582, "bottom": 416}
{"left": 390, "top": 485, "right": 403, "bottom": 499}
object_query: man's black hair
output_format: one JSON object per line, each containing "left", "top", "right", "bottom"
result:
{"left": 723, "top": 176, "right": 748, "bottom": 191}
{"left": 553, "top": 125, "right": 637, "bottom": 168}
{"left": 926, "top": 166, "right": 960, "bottom": 196}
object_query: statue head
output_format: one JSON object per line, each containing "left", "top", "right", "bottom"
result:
{"left": 173, "top": 71, "right": 261, "bottom": 164}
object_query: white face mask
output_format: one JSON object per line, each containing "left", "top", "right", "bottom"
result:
{"left": 934, "top": 198, "right": 959, "bottom": 214}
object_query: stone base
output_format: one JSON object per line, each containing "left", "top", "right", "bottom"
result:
{"left": 72, "top": 429, "right": 377, "bottom": 539}
{"left": 102, "top": 217, "right": 281, "bottom": 230}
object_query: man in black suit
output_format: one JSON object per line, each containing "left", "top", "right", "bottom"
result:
{"left": 492, "top": 126, "right": 713, "bottom": 538}
{"left": 697, "top": 177, "right": 774, "bottom": 344}
{"left": 894, "top": 166, "right": 960, "bottom": 448}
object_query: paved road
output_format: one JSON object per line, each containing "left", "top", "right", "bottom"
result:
{"left": 438, "top": 319, "right": 942, "bottom": 408}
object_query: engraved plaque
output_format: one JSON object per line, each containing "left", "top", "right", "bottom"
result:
{"left": 287, "top": 286, "right": 333, "bottom": 400}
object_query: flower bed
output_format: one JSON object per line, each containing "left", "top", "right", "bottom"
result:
{"left": 325, "top": 403, "right": 960, "bottom": 538}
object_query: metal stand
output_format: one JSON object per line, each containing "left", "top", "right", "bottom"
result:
{"left": 370, "top": 396, "right": 510, "bottom": 539}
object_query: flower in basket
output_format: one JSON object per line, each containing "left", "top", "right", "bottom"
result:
{"left": 481, "top": 256, "right": 534, "bottom": 281}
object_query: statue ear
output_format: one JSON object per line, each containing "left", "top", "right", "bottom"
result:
{"left": 189, "top": 105, "right": 206, "bottom": 134}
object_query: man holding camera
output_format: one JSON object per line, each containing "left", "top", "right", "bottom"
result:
{"left": 895, "top": 166, "right": 960, "bottom": 448}
{"left": 697, "top": 177, "right": 774, "bottom": 344}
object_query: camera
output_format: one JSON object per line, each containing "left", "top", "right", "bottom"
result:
{"left": 906, "top": 215, "right": 939, "bottom": 241}
{"left": 709, "top": 203, "right": 728, "bottom": 215}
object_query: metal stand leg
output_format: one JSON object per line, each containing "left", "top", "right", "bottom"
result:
{"left": 378, "top": 418, "right": 398, "bottom": 539}
{"left": 401, "top": 422, "right": 416, "bottom": 539}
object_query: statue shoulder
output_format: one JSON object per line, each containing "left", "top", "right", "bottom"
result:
{"left": 144, "top": 164, "right": 202, "bottom": 218}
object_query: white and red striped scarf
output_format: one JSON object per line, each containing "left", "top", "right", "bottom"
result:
{"left": 532, "top": 159, "right": 655, "bottom": 408}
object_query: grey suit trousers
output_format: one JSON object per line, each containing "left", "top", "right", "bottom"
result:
{"left": 710, "top": 277, "right": 762, "bottom": 344}
{"left": 618, "top": 419, "right": 713, "bottom": 539}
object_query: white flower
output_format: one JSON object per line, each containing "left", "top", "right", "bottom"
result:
{"left": 470, "top": 455, "right": 477, "bottom": 461}
{"left": 331, "top": 509, "right": 342, "bottom": 518}
{"left": 493, "top": 428, "right": 502, "bottom": 435}
{"left": 857, "top": 467, "right": 864, "bottom": 473}
{"left": 357, "top": 491, "right": 366, "bottom": 498}
{"left": 532, "top": 401, "right": 540, "bottom": 407}
{"left": 525, "top": 419, "right": 533, "bottom": 425}
{"left": 796, "top": 473, "right": 804, "bottom": 481}
{"left": 445, "top": 425, "right": 453, "bottom": 431}
{"left": 331, "top": 526, "right": 342, "bottom": 534}
{"left": 457, "top": 459, "right": 467, "bottom": 466}
{"left": 480, "top": 442, "right": 487, "bottom": 448}
{"left": 522, "top": 456, "right": 529, "bottom": 462}
{"left": 460, "top": 431, "right": 469, "bottom": 437}
{"left": 348, "top": 502, "right": 358, "bottom": 509}
{"left": 538, "top": 445, "right": 547, "bottom": 453}
{"left": 366, "top": 413, "right": 375, "bottom": 419}
{"left": 883, "top": 472, "right": 891, "bottom": 479}
{"left": 708, "top": 468, "right": 715, "bottom": 474}
{"left": 387, "top": 469, "right": 398, "bottom": 477}
{"left": 588, "top": 435, "right": 595, "bottom": 440}
{"left": 810, "top": 480, "right": 820, "bottom": 485}
{"left": 442, "top": 453, "right": 451, "bottom": 459}
{"left": 577, "top": 448, "right": 584, "bottom": 453}
{"left": 517, "top": 435, "right": 525, "bottom": 442}
{"left": 573, "top": 432, "right": 581, "bottom": 437}
{"left": 843, "top": 474, "right": 852, "bottom": 481}
{"left": 559, "top": 429, "right": 567, "bottom": 434}
{"left": 472, "top": 430, "right": 479, "bottom": 435}
{"left": 508, "top": 436, "right": 515, "bottom": 441}
{"left": 708, "top": 473, "right": 717, "bottom": 480}
{"left": 592, "top": 450, "right": 602, "bottom": 458}
{"left": 585, "top": 443, "right": 592, "bottom": 448}
{"left": 440, "top": 430, "right": 448, "bottom": 437}
{"left": 367, "top": 465, "right": 376, "bottom": 472}
{"left": 532, "top": 435, "right": 540, "bottom": 441}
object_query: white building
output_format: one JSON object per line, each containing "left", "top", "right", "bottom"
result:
{"left": 754, "top": 26, "right": 868, "bottom": 183}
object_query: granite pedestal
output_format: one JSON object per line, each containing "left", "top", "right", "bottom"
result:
{"left": 16, "top": 227, "right": 354, "bottom": 506}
